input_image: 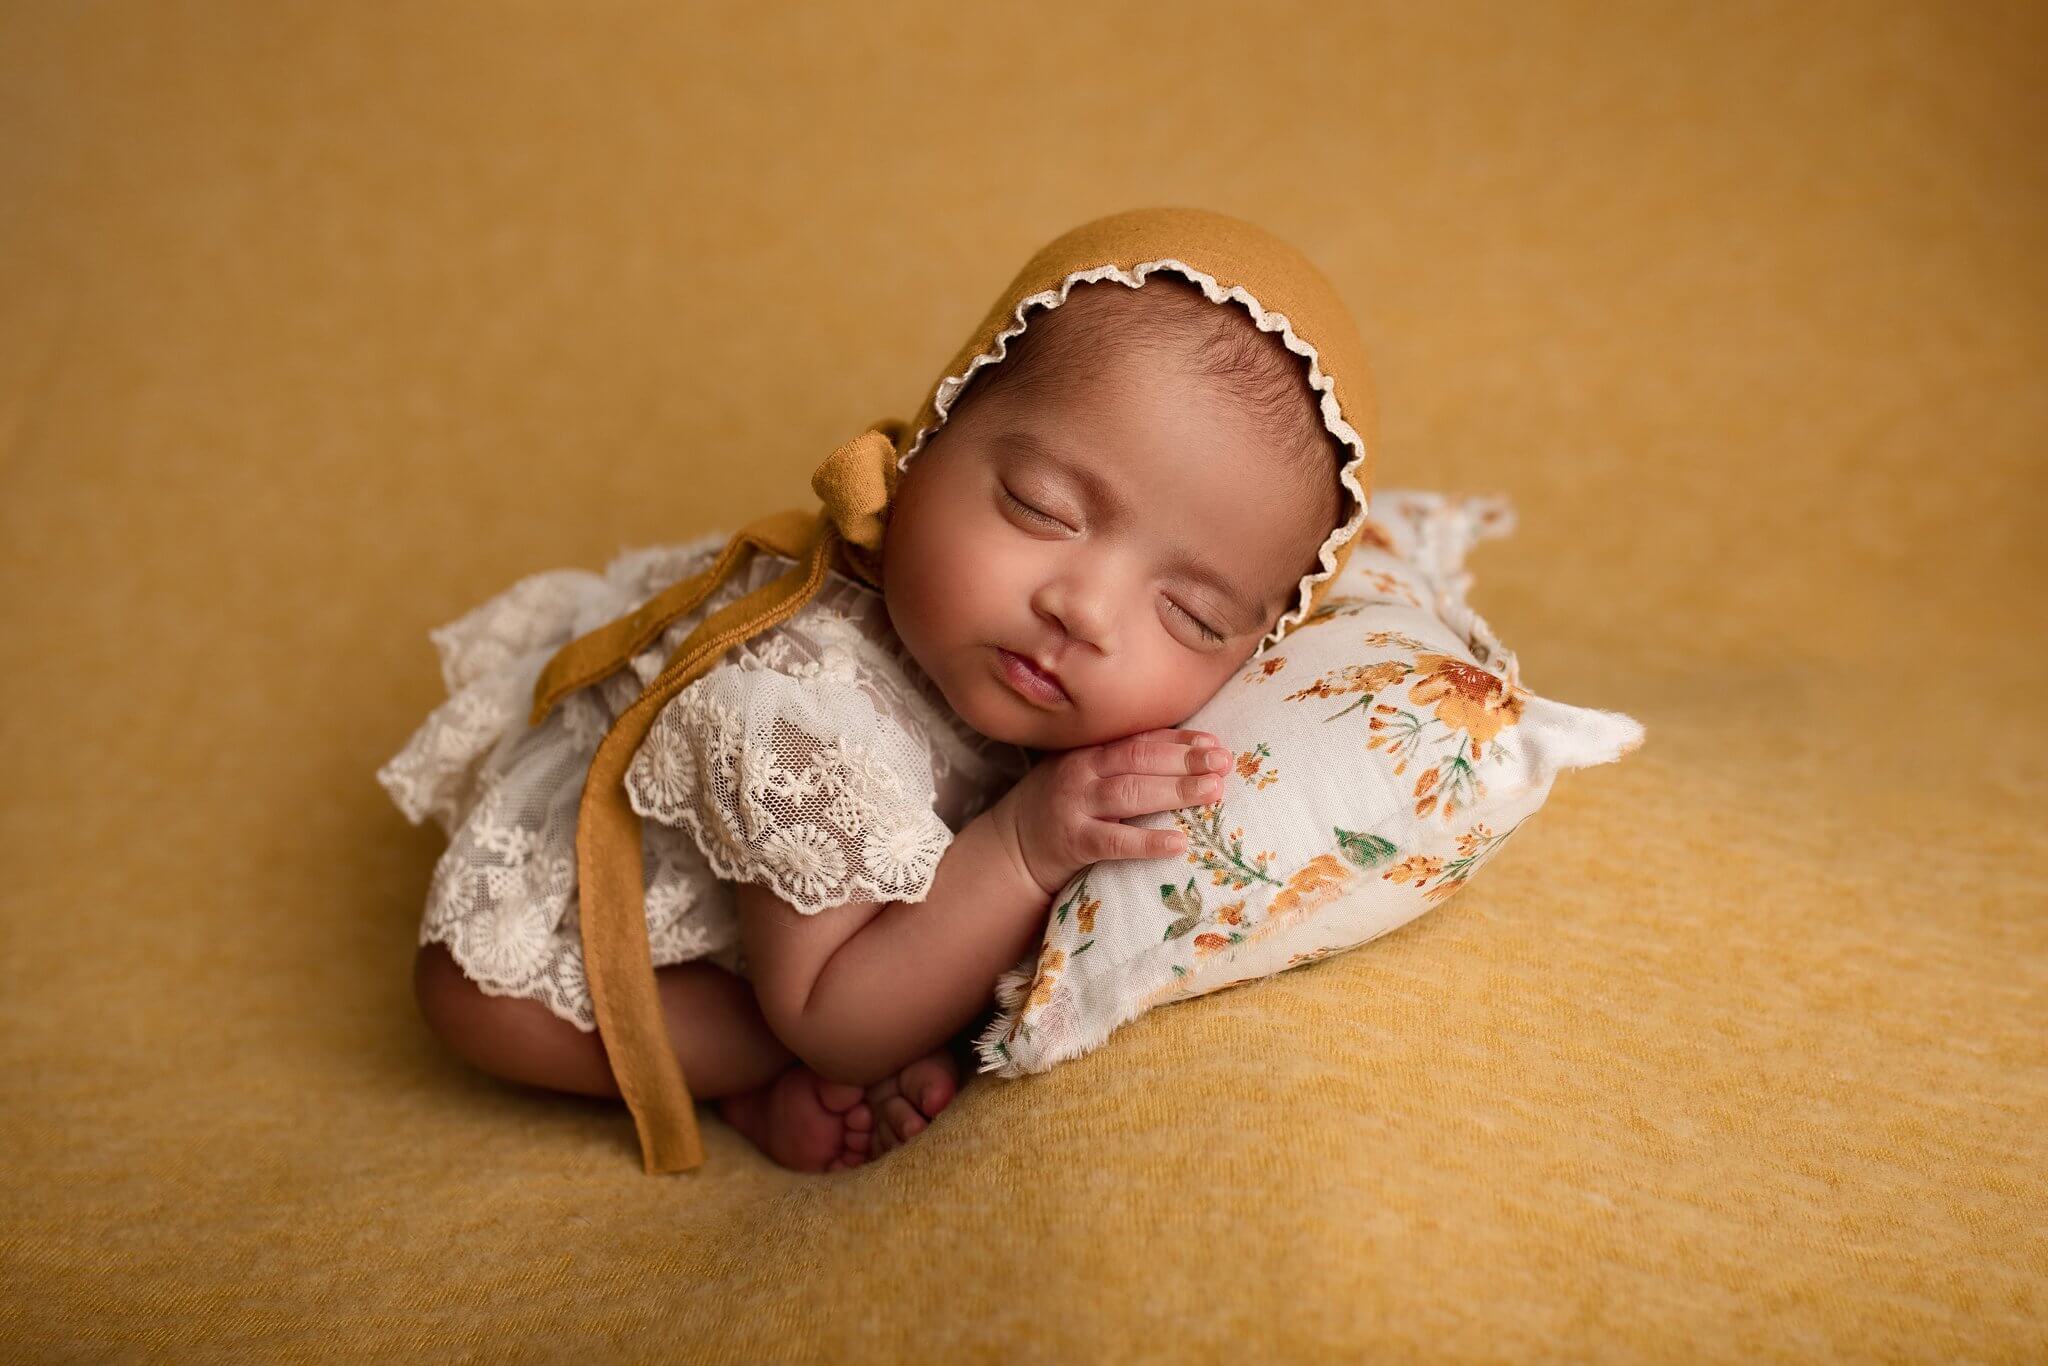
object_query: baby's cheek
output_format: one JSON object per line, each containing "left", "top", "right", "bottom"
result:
{"left": 1159, "top": 653, "right": 1239, "bottom": 724}
{"left": 1095, "top": 659, "right": 1181, "bottom": 735}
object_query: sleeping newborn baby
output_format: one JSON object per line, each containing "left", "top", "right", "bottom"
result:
{"left": 390, "top": 265, "right": 1354, "bottom": 1173}
{"left": 801, "top": 274, "right": 1347, "bottom": 1159}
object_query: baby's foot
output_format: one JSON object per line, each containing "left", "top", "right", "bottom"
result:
{"left": 716, "top": 1062, "right": 875, "bottom": 1172}
{"left": 862, "top": 1046, "right": 963, "bottom": 1158}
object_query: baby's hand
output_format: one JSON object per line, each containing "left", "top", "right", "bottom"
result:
{"left": 991, "top": 728, "right": 1231, "bottom": 899}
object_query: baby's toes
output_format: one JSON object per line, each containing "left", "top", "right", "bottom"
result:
{"left": 861, "top": 1076, "right": 903, "bottom": 1153}
{"left": 880, "top": 1093, "right": 927, "bottom": 1142}
{"left": 815, "top": 1079, "right": 866, "bottom": 1114}
{"left": 896, "top": 1053, "right": 960, "bottom": 1120}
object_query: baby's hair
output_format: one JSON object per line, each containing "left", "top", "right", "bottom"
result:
{"left": 952, "top": 274, "right": 1346, "bottom": 543}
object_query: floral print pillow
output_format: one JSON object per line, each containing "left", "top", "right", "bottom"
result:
{"left": 972, "top": 489, "right": 1645, "bottom": 1076}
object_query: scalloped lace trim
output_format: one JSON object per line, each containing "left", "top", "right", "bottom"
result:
{"left": 377, "top": 532, "right": 1024, "bottom": 1030}
{"left": 895, "top": 257, "right": 1372, "bottom": 657}
{"left": 623, "top": 653, "right": 959, "bottom": 914}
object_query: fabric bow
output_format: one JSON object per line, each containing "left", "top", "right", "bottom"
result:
{"left": 524, "top": 421, "right": 904, "bottom": 1174}
{"left": 809, "top": 423, "right": 897, "bottom": 588}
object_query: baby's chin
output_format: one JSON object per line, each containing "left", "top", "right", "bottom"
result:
{"left": 956, "top": 680, "right": 1190, "bottom": 755}
{"left": 924, "top": 651, "right": 1073, "bottom": 750}
{"left": 948, "top": 671, "right": 1057, "bottom": 748}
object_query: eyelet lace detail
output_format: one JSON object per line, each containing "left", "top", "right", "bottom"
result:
{"left": 378, "top": 536, "right": 1029, "bottom": 1031}
{"left": 626, "top": 639, "right": 964, "bottom": 914}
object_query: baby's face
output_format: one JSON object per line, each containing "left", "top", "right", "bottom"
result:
{"left": 881, "top": 341, "right": 1330, "bottom": 753}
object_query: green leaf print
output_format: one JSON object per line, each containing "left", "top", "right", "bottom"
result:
{"left": 1052, "top": 873, "right": 1092, "bottom": 925}
{"left": 1336, "top": 827, "right": 1400, "bottom": 869}
{"left": 1159, "top": 877, "right": 1203, "bottom": 940}
{"left": 1173, "top": 800, "right": 1284, "bottom": 890}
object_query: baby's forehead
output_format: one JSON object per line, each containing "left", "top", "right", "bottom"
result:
{"left": 993, "top": 391, "right": 1324, "bottom": 527}
{"left": 967, "top": 274, "right": 1330, "bottom": 481}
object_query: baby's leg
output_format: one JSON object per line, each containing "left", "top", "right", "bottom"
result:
{"left": 413, "top": 942, "right": 796, "bottom": 1099}
{"left": 736, "top": 814, "right": 1051, "bottom": 1087}
{"left": 414, "top": 944, "right": 877, "bottom": 1171}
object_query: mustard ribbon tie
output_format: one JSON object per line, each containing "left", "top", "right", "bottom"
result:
{"left": 525, "top": 421, "right": 902, "bottom": 1173}
{"left": 529, "top": 422, "right": 900, "bottom": 726}
{"left": 810, "top": 422, "right": 898, "bottom": 583}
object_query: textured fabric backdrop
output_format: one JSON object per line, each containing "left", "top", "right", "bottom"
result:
{"left": 2, "top": 1, "right": 2041, "bottom": 1359}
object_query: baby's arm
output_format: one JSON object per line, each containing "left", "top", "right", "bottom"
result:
{"left": 736, "top": 726, "right": 1229, "bottom": 1087}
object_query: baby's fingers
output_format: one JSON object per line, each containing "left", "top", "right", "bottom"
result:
{"left": 1088, "top": 770, "right": 1223, "bottom": 821}
{"left": 1128, "top": 727, "right": 1222, "bottom": 748}
{"left": 1078, "top": 818, "right": 1189, "bottom": 863}
{"left": 1095, "top": 731, "right": 1229, "bottom": 778}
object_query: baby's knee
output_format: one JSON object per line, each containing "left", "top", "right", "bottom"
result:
{"left": 749, "top": 988, "right": 887, "bottom": 1089}
{"left": 414, "top": 941, "right": 478, "bottom": 1049}
{"left": 411, "top": 942, "right": 614, "bottom": 1097}
{"left": 413, "top": 941, "right": 518, "bottom": 1071}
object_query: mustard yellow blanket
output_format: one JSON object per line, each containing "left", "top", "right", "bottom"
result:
{"left": 2, "top": 3, "right": 2039, "bottom": 1358}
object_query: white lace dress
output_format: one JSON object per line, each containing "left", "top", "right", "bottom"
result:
{"left": 375, "top": 534, "right": 1036, "bottom": 1032}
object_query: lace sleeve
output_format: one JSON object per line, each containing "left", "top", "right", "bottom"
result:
{"left": 623, "top": 650, "right": 955, "bottom": 913}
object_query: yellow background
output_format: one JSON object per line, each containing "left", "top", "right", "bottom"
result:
{"left": 2, "top": 1, "right": 2041, "bottom": 1358}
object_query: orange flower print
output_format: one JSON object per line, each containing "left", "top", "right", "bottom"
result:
{"left": 1286, "top": 659, "right": 1411, "bottom": 706}
{"left": 1025, "top": 947, "right": 1065, "bottom": 1009}
{"left": 1381, "top": 854, "right": 1447, "bottom": 889}
{"left": 1244, "top": 655, "right": 1289, "bottom": 683}
{"left": 1410, "top": 820, "right": 1525, "bottom": 900}
{"left": 1405, "top": 654, "right": 1527, "bottom": 750}
{"left": 1367, "top": 707, "right": 1414, "bottom": 765}
{"left": 1193, "top": 932, "right": 1232, "bottom": 956}
{"left": 1411, "top": 763, "right": 1457, "bottom": 820}
{"left": 1202, "top": 831, "right": 1275, "bottom": 888}
{"left": 1454, "top": 825, "right": 1495, "bottom": 858}
{"left": 1355, "top": 569, "right": 1423, "bottom": 607}
{"left": 1224, "top": 740, "right": 1280, "bottom": 789}
{"left": 1231, "top": 853, "right": 1356, "bottom": 954}
{"left": 1357, "top": 520, "right": 1397, "bottom": 553}
{"left": 1173, "top": 803, "right": 1283, "bottom": 890}
{"left": 1215, "top": 899, "right": 1246, "bottom": 926}
{"left": 1260, "top": 854, "right": 1354, "bottom": 934}
{"left": 1051, "top": 873, "right": 1098, "bottom": 947}
{"left": 1363, "top": 657, "right": 1527, "bottom": 820}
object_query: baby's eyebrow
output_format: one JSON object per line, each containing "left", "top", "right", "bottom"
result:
{"left": 991, "top": 427, "right": 1265, "bottom": 627}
